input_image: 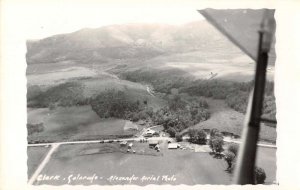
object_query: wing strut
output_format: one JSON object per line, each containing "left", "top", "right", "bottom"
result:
{"left": 199, "top": 9, "right": 276, "bottom": 184}
{"left": 234, "top": 11, "right": 275, "bottom": 184}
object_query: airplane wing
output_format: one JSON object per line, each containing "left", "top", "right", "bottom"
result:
{"left": 198, "top": 9, "right": 276, "bottom": 65}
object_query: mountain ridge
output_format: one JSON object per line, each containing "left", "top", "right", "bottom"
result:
{"left": 26, "top": 20, "right": 240, "bottom": 64}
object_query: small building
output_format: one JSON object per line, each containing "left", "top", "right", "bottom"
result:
{"left": 168, "top": 143, "right": 180, "bottom": 149}
{"left": 148, "top": 140, "right": 159, "bottom": 148}
{"left": 153, "top": 131, "right": 160, "bottom": 136}
{"left": 120, "top": 141, "right": 127, "bottom": 147}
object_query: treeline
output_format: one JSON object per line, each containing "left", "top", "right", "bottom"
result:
{"left": 90, "top": 89, "right": 210, "bottom": 136}
{"left": 181, "top": 79, "right": 276, "bottom": 124}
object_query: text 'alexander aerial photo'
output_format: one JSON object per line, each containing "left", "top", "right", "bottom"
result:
{"left": 26, "top": 9, "right": 277, "bottom": 185}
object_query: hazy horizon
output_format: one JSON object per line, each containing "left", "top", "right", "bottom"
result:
{"left": 27, "top": 19, "right": 207, "bottom": 41}
{"left": 17, "top": 3, "right": 204, "bottom": 40}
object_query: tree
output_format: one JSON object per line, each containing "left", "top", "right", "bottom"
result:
{"left": 196, "top": 129, "right": 207, "bottom": 144}
{"left": 223, "top": 143, "right": 239, "bottom": 172}
{"left": 194, "top": 109, "right": 210, "bottom": 122}
{"left": 138, "top": 110, "right": 148, "bottom": 120}
{"left": 198, "top": 98, "right": 208, "bottom": 108}
{"left": 175, "top": 133, "right": 183, "bottom": 142}
{"left": 211, "top": 137, "right": 224, "bottom": 156}
{"left": 209, "top": 129, "right": 223, "bottom": 154}
{"left": 210, "top": 128, "right": 220, "bottom": 138}
{"left": 167, "top": 128, "right": 177, "bottom": 137}
{"left": 145, "top": 107, "right": 154, "bottom": 117}
{"left": 188, "top": 129, "right": 207, "bottom": 145}
{"left": 224, "top": 151, "right": 235, "bottom": 171}
{"left": 255, "top": 167, "right": 266, "bottom": 184}
{"left": 48, "top": 103, "right": 56, "bottom": 110}
{"left": 131, "top": 113, "right": 139, "bottom": 122}
{"left": 188, "top": 129, "right": 197, "bottom": 143}
{"left": 227, "top": 143, "right": 239, "bottom": 156}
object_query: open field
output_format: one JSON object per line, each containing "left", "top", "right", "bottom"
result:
{"left": 110, "top": 50, "right": 274, "bottom": 83}
{"left": 163, "top": 61, "right": 256, "bottom": 82}
{"left": 81, "top": 77, "right": 144, "bottom": 97}
{"left": 27, "top": 106, "right": 137, "bottom": 143}
{"left": 30, "top": 141, "right": 276, "bottom": 185}
{"left": 27, "top": 61, "right": 79, "bottom": 75}
{"left": 33, "top": 142, "right": 231, "bottom": 185}
{"left": 181, "top": 98, "right": 277, "bottom": 143}
{"left": 27, "top": 66, "right": 97, "bottom": 86}
{"left": 27, "top": 146, "right": 50, "bottom": 178}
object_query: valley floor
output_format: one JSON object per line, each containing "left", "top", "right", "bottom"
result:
{"left": 26, "top": 62, "right": 277, "bottom": 185}
{"left": 27, "top": 141, "right": 276, "bottom": 185}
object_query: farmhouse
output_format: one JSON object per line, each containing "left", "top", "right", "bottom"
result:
{"left": 120, "top": 141, "right": 127, "bottom": 147}
{"left": 146, "top": 129, "right": 155, "bottom": 134}
{"left": 144, "top": 129, "right": 156, "bottom": 137}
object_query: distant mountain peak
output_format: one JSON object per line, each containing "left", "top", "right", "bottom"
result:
{"left": 26, "top": 20, "right": 240, "bottom": 64}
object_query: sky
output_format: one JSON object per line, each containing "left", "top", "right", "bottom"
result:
{"left": 2, "top": 1, "right": 204, "bottom": 39}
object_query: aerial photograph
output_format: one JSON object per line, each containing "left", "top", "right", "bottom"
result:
{"left": 26, "top": 8, "right": 277, "bottom": 185}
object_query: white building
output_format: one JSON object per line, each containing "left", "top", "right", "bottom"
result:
{"left": 168, "top": 143, "right": 180, "bottom": 149}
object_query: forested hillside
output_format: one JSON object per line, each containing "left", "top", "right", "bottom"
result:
{"left": 119, "top": 69, "right": 276, "bottom": 125}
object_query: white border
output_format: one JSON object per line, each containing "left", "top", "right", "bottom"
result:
{"left": 1, "top": 0, "right": 300, "bottom": 189}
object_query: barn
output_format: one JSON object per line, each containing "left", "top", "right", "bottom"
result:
{"left": 148, "top": 140, "right": 159, "bottom": 148}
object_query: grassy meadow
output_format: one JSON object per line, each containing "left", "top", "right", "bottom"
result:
{"left": 34, "top": 142, "right": 231, "bottom": 185}
{"left": 27, "top": 106, "right": 137, "bottom": 143}
{"left": 32, "top": 142, "right": 276, "bottom": 185}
